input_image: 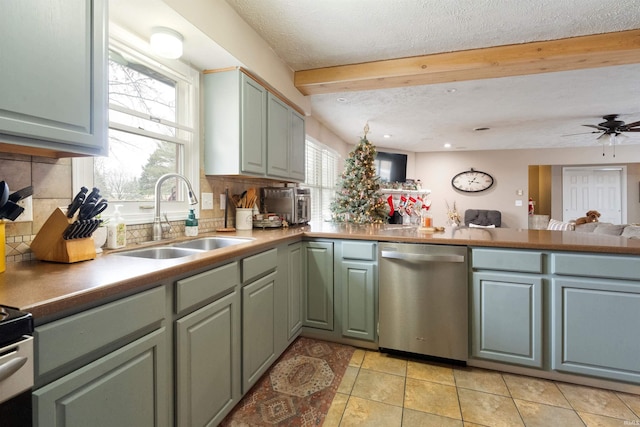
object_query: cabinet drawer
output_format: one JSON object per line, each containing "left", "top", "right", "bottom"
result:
{"left": 35, "top": 286, "right": 165, "bottom": 380}
{"left": 342, "top": 241, "right": 377, "bottom": 261}
{"left": 472, "top": 248, "right": 543, "bottom": 273}
{"left": 242, "top": 248, "right": 277, "bottom": 283}
{"left": 176, "top": 261, "right": 239, "bottom": 314}
{"left": 552, "top": 253, "right": 640, "bottom": 281}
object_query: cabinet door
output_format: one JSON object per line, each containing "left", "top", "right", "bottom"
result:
{"left": 176, "top": 290, "right": 240, "bottom": 427}
{"left": 289, "top": 109, "right": 306, "bottom": 181}
{"left": 0, "top": 0, "right": 107, "bottom": 156}
{"left": 266, "top": 93, "right": 290, "bottom": 178}
{"left": 303, "top": 241, "right": 334, "bottom": 330}
{"left": 552, "top": 278, "right": 640, "bottom": 383}
{"left": 472, "top": 272, "right": 543, "bottom": 368}
{"left": 242, "top": 272, "right": 277, "bottom": 392}
{"left": 33, "top": 328, "right": 168, "bottom": 427}
{"left": 288, "top": 243, "right": 303, "bottom": 339}
{"left": 240, "top": 73, "right": 267, "bottom": 174}
{"left": 341, "top": 261, "right": 376, "bottom": 341}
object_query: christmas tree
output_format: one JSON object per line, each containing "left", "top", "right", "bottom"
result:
{"left": 331, "top": 125, "right": 387, "bottom": 224}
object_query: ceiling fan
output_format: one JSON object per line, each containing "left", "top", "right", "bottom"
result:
{"left": 582, "top": 114, "right": 640, "bottom": 141}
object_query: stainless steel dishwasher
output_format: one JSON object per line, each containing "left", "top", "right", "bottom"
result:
{"left": 378, "top": 242, "right": 468, "bottom": 362}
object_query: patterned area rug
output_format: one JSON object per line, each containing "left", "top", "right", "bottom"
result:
{"left": 221, "top": 337, "right": 355, "bottom": 426}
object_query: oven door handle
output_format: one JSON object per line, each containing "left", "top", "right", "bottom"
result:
{"left": 380, "top": 250, "right": 465, "bottom": 263}
{"left": 0, "top": 356, "right": 28, "bottom": 382}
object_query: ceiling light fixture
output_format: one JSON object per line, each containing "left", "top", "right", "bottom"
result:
{"left": 150, "top": 27, "right": 183, "bottom": 59}
{"left": 336, "top": 97, "right": 347, "bottom": 103}
{"left": 444, "top": 143, "right": 452, "bottom": 148}
{"left": 383, "top": 134, "right": 392, "bottom": 139}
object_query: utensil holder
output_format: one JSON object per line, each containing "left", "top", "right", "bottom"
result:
{"left": 31, "top": 208, "right": 96, "bottom": 263}
{"left": 235, "top": 208, "right": 253, "bottom": 230}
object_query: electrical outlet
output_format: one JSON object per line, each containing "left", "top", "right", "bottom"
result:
{"left": 14, "top": 196, "right": 33, "bottom": 222}
{"left": 201, "top": 192, "right": 214, "bottom": 209}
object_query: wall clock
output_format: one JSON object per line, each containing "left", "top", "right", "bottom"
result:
{"left": 451, "top": 168, "right": 494, "bottom": 192}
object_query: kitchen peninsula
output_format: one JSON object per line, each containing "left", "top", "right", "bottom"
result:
{"left": 2, "top": 223, "right": 639, "bottom": 318}
{"left": 3, "top": 224, "right": 639, "bottom": 426}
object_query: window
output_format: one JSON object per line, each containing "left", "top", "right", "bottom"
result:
{"left": 73, "top": 28, "right": 199, "bottom": 224}
{"left": 304, "top": 138, "right": 341, "bottom": 223}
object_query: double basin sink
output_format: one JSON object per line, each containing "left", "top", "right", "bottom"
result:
{"left": 113, "top": 236, "right": 254, "bottom": 260}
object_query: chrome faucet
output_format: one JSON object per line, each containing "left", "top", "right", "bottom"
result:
{"left": 153, "top": 173, "right": 198, "bottom": 241}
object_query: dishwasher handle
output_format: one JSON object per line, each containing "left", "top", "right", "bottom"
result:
{"left": 380, "top": 250, "right": 465, "bottom": 263}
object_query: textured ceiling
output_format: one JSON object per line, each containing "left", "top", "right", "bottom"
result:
{"left": 225, "top": 0, "right": 640, "bottom": 152}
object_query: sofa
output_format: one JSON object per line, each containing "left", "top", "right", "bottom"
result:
{"left": 464, "top": 209, "right": 501, "bottom": 227}
{"left": 547, "top": 218, "right": 640, "bottom": 239}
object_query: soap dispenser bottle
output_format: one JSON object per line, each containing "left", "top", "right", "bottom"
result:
{"left": 107, "top": 204, "right": 126, "bottom": 249}
{"left": 185, "top": 209, "right": 198, "bottom": 237}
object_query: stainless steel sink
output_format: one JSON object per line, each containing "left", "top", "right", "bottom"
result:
{"left": 172, "top": 236, "right": 254, "bottom": 251}
{"left": 114, "top": 246, "right": 205, "bottom": 259}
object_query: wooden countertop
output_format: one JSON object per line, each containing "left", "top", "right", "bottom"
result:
{"left": 2, "top": 223, "right": 639, "bottom": 322}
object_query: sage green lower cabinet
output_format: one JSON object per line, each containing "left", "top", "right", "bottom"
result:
{"left": 551, "top": 277, "right": 640, "bottom": 383}
{"left": 175, "top": 291, "right": 240, "bottom": 427}
{"left": 340, "top": 241, "right": 377, "bottom": 342}
{"left": 287, "top": 242, "right": 303, "bottom": 340}
{"left": 302, "top": 241, "right": 334, "bottom": 330}
{"left": 33, "top": 327, "right": 167, "bottom": 427}
{"left": 471, "top": 272, "right": 543, "bottom": 368}
{"left": 242, "top": 271, "right": 277, "bottom": 392}
{"left": 174, "top": 261, "right": 240, "bottom": 426}
{"left": 33, "top": 286, "right": 168, "bottom": 427}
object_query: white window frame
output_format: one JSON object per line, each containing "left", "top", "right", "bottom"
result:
{"left": 303, "top": 137, "right": 341, "bottom": 223}
{"left": 72, "top": 25, "right": 200, "bottom": 225}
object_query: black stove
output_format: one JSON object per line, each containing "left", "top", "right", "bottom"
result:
{"left": 0, "top": 305, "right": 33, "bottom": 348}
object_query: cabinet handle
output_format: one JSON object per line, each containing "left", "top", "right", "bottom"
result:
{"left": 0, "top": 356, "right": 27, "bottom": 382}
{"left": 380, "top": 250, "right": 465, "bottom": 263}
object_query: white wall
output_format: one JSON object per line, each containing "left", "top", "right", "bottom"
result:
{"left": 163, "top": 0, "right": 310, "bottom": 114}
{"left": 415, "top": 145, "right": 640, "bottom": 229}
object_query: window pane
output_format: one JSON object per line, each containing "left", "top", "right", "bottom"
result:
{"left": 109, "top": 51, "right": 176, "bottom": 123}
{"left": 94, "top": 129, "right": 179, "bottom": 201}
{"left": 304, "top": 139, "right": 341, "bottom": 223}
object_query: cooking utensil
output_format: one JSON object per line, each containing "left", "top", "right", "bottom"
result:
{"left": 8, "top": 186, "right": 33, "bottom": 203}
{"left": 0, "top": 181, "right": 8, "bottom": 209}
{"left": 0, "top": 200, "right": 24, "bottom": 221}
{"left": 84, "top": 187, "right": 101, "bottom": 205}
{"left": 79, "top": 199, "right": 108, "bottom": 221}
{"left": 67, "top": 187, "right": 88, "bottom": 218}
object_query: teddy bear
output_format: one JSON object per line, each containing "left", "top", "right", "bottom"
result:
{"left": 575, "top": 210, "right": 601, "bottom": 225}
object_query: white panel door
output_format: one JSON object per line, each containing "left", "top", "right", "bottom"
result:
{"left": 562, "top": 167, "right": 623, "bottom": 224}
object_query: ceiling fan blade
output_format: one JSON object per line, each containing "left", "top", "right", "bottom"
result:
{"left": 582, "top": 124, "right": 608, "bottom": 130}
{"left": 623, "top": 120, "right": 640, "bottom": 128}
{"left": 562, "top": 131, "right": 601, "bottom": 136}
{"left": 624, "top": 128, "right": 640, "bottom": 132}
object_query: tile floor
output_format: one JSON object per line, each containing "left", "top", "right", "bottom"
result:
{"left": 324, "top": 349, "right": 640, "bottom": 426}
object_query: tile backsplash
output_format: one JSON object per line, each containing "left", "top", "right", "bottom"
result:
{"left": 1, "top": 151, "right": 283, "bottom": 264}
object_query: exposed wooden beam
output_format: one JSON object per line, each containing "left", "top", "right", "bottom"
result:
{"left": 294, "top": 29, "right": 640, "bottom": 96}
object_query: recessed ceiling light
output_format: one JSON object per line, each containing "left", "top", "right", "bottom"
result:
{"left": 383, "top": 134, "right": 392, "bottom": 138}
{"left": 444, "top": 143, "right": 452, "bottom": 148}
{"left": 336, "top": 97, "right": 347, "bottom": 103}
{"left": 446, "top": 88, "right": 457, "bottom": 93}
{"left": 473, "top": 127, "right": 490, "bottom": 131}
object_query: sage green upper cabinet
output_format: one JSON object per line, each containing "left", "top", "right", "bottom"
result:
{"left": 0, "top": 0, "right": 108, "bottom": 157}
{"left": 204, "top": 68, "right": 305, "bottom": 181}
{"left": 204, "top": 70, "right": 267, "bottom": 176}
{"left": 267, "top": 94, "right": 306, "bottom": 181}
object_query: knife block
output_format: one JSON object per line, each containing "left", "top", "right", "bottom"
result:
{"left": 31, "top": 208, "right": 96, "bottom": 263}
